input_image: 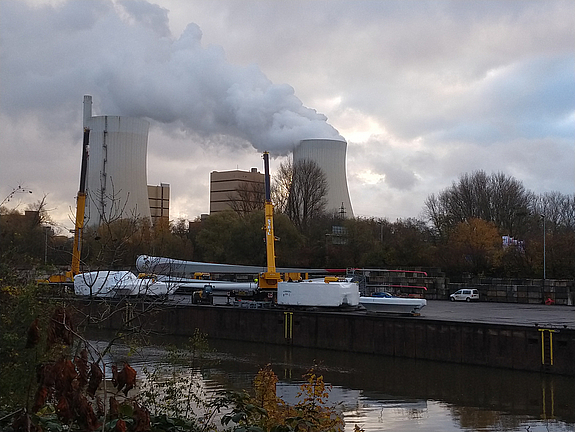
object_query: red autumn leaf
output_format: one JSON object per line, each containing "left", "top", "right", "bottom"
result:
{"left": 113, "top": 363, "right": 137, "bottom": 396}
{"left": 32, "top": 386, "right": 48, "bottom": 412}
{"left": 75, "top": 349, "right": 89, "bottom": 388}
{"left": 36, "top": 362, "right": 56, "bottom": 387}
{"left": 73, "top": 392, "right": 100, "bottom": 431}
{"left": 133, "top": 402, "right": 151, "bottom": 432}
{"left": 56, "top": 395, "right": 74, "bottom": 423}
{"left": 114, "top": 418, "right": 127, "bottom": 432}
{"left": 53, "top": 358, "right": 78, "bottom": 395}
{"left": 109, "top": 396, "right": 119, "bottom": 419}
{"left": 87, "top": 362, "right": 103, "bottom": 397}
{"left": 26, "top": 317, "right": 40, "bottom": 348}
{"left": 47, "top": 306, "right": 74, "bottom": 347}
{"left": 122, "top": 363, "right": 137, "bottom": 396}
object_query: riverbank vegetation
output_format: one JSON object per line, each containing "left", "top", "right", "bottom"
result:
{"left": 0, "top": 283, "right": 356, "bottom": 431}
{"left": 1, "top": 171, "right": 573, "bottom": 280}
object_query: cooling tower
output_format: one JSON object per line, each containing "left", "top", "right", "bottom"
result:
{"left": 83, "top": 95, "right": 151, "bottom": 226}
{"left": 293, "top": 138, "right": 354, "bottom": 217}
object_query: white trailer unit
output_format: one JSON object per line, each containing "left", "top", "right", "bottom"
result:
{"left": 277, "top": 278, "right": 360, "bottom": 307}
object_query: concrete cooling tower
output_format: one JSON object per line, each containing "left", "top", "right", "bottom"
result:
{"left": 83, "top": 95, "right": 151, "bottom": 226}
{"left": 293, "top": 138, "right": 354, "bottom": 217}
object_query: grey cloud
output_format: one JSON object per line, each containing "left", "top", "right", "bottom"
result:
{"left": 348, "top": 137, "right": 419, "bottom": 192}
{"left": 118, "top": 0, "right": 171, "bottom": 37}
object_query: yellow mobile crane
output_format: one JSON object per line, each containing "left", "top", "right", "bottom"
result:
{"left": 257, "top": 152, "right": 282, "bottom": 291}
{"left": 45, "top": 128, "right": 90, "bottom": 284}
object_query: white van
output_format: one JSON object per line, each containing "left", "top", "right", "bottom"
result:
{"left": 450, "top": 289, "right": 479, "bottom": 302}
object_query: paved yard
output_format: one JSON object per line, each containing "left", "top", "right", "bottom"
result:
{"left": 420, "top": 300, "right": 575, "bottom": 329}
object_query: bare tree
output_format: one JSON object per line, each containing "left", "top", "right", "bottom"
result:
{"left": 86, "top": 178, "right": 133, "bottom": 227}
{"left": 26, "top": 195, "right": 54, "bottom": 227}
{"left": 228, "top": 181, "right": 265, "bottom": 215}
{"left": 424, "top": 171, "right": 533, "bottom": 237}
{"left": 490, "top": 172, "right": 534, "bottom": 235}
{"left": 273, "top": 159, "right": 328, "bottom": 231}
{"left": 533, "top": 192, "right": 575, "bottom": 233}
{"left": 271, "top": 161, "right": 294, "bottom": 214}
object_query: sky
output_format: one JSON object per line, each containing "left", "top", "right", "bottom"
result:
{"left": 1, "top": 0, "right": 574, "bottom": 234}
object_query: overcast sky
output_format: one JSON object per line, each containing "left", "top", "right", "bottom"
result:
{"left": 1, "top": 0, "right": 573, "bottom": 233}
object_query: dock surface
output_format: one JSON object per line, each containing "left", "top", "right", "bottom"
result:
{"left": 419, "top": 300, "right": 575, "bottom": 329}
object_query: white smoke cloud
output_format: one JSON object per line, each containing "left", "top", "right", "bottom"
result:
{"left": 0, "top": 0, "right": 341, "bottom": 155}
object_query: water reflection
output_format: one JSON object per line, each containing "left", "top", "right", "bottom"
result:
{"left": 88, "top": 331, "right": 575, "bottom": 432}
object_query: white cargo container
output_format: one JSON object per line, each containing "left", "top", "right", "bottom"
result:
{"left": 277, "top": 278, "right": 360, "bottom": 307}
{"left": 74, "top": 270, "right": 170, "bottom": 297}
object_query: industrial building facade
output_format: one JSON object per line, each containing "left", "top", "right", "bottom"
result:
{"left": 210, "top": 168, "right": 264, "bottom": 214}
{"left": 148, "top": 183, "right": 170, "bottom": 225}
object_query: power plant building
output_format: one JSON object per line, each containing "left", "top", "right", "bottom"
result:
{"left": 148, "top": 183, "right": 170, "bottom": 225}
{"left": 293, "top": 138, "right": 354, "bottom": 217}
{"left": 210, "top": 168, "right": 264, "bottom": 214}
{"left": 83, "top": 95, "right": 152, "bottom": 226}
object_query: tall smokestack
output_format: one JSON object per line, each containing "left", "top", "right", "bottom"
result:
{"left": 83, "top": 95, "right": 92, "bottom": 127}
{"left": 293, "top": 139, "right": 354, "bottom": 217}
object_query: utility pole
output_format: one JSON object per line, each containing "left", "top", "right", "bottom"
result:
{"left": 541, "top": 213, "right": 546, "bottom": 304}
{"left": 542, "top": 214, "right": 546, "bottom": 281}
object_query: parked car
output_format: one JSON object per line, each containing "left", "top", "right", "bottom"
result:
{"left": 372, "top": 292, "right": 394, "bottom": 298}
{"left": 450, "top": 289, "right": 479, "bottom": 302}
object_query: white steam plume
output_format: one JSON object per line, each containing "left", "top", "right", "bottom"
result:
{"left": 0, "top": 0, "right": 342, "bottom": 154}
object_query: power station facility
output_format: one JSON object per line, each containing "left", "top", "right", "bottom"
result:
{"left": 210, "top": 168, "right": 264, "bottom": 214}
{"left": 83, "top": 95, "right": 152, "bottom": 226}
{"left": 293, "top": 138, "right": 354, "bottom": 217}
{"left": 81, "top": 96, "right": 352, "bottom": 226}
{"left": 208, "top": 138, "right": 354, "bottom": 218}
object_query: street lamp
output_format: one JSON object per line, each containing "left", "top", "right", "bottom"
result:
{"left": 541, "top": 214, "right": 546, "bottom": 282}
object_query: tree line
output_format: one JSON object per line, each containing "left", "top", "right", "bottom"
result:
{"left": 1, "top": 169, "right": 573, "bottom": 281}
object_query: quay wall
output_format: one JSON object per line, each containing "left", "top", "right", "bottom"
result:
{"left": 79, "top": 300, "right": 575, "bottom": 376}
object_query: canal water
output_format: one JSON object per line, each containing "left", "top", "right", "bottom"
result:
{"left": 92, "top": 334, "right": 575, "bottom": 432}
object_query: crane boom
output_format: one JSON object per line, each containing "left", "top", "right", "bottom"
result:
{"left": 258, "top": 152, "right": 282, "bottom": 289}
{"left": 45, "top": 127, "right": 90, "bottom": 284}
{"left": 70, "top": 127, "right": 90, "bottom": 277}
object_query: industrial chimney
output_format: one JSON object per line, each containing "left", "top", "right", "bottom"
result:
{"left": 83, "top": 95, "right": 151, "bottom": 226}
{"left": 293, "top": 138, "right": 354, "bottom": 217}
